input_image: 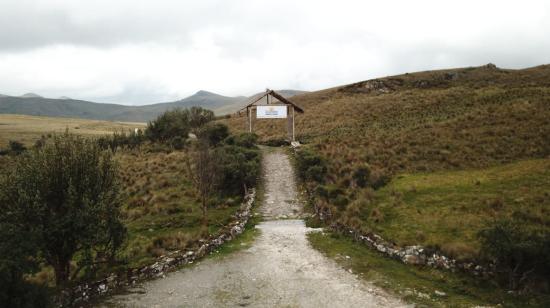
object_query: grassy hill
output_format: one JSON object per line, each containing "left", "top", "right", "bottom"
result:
{"left": 0, "top": 90, "right": 305, "bottom": 122}
{"left": 223, "top": 63, "right": 550, "bottom": 258}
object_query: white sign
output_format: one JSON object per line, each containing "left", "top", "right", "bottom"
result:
{"left": 256, "top": 105, "right": 287, "bottom": 119}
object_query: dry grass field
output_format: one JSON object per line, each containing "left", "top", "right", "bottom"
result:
{"left": 0, "top": 114, "right": 145, "bottom": 148}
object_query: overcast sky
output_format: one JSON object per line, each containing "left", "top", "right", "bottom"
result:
{"left": 0, "top": 0, "right": 549, "bottom": 105}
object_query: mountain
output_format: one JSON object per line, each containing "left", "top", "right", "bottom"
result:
{"left": 0, "top": 89, "right": 306, "bottom": 122}
{"left": 20, "top": 93, "right": 43, "bottom": 98}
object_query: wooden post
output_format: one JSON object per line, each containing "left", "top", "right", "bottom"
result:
{"left": 248, "top": 107, "right": 252, "bottom": 133}
{"left": 292, "top": 106, "right": 295, "bottom": 142}
{"left": 287, "top": 105, "right": 292, "bottom": 141}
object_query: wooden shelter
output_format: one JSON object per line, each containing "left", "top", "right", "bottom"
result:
{"left": 238, "top": 89, "right": 304, "bottom": 142}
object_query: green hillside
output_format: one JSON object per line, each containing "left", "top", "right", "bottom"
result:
{"left": 223, "top": 63, "right": 550, "bottom": 261}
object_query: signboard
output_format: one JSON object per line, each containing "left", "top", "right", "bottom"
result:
{"left": 256, "top": 105, "right": 287, "bottom": 119}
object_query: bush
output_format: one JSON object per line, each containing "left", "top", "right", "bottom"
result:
{"left": 171, "top": 136, "right": 185, "bottom": 150}
{"left": 295, "top": 147, "right": 327, "bottom": 183}
{"left": 0, "top": 132, "right": 126, "bottom": 286}
{"left": 215, "top": 144, "right": 261, "bottom": 196}
{"left": 8, "top": 140, "right": 26, "bottom": 155}
{"left": 146, "top": 107, "right": 214, "bottom": 143}
{"left": 199, "top": 123, "right": 229, "bottom": 147}
{"left": 352, "top": 164, "right": 371, "bottom": 188}
{"left": 478, "top": 219, "right": 550, "bottom": 291}
{"left": 225, "top": 133, "right": 258, "bottom": 149}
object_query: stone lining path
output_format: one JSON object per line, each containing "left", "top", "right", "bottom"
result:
{"left": 100, "top": 148, "right": 406, "bottom": 307}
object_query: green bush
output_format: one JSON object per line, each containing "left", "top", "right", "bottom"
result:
{"left": 199, "top": 123, "right": 229, "bottom": 147}
{"left": 215, "top": 144, "right": 261, "bottom": 196}
{"left": 171, "top": 136, "right": 185, "bottom": 150}
{"left": 8, "top": 140, "right": 26, "bottom": 155}
{"left": 146, "top": 107, "right": 215, "bottom": 143}
{"left": 478, "top": 219, "right": 550, "bottom": 291}
{"left": 352, "top": 164, "right": 371, "bottom": 188}
{"left": 0, "top": 132, "right": 126, "bottom": 286}
{"left": 225, "top": 133, "right": 258, "bottom": 149}
{"left": 295, "top": 147, "right": 327, "bottom": 183}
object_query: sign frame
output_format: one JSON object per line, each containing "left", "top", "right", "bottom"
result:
{"left": 256, "top": 104, "right": 288, "bottom": 119}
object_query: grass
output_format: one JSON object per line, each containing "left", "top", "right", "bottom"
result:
{"left": 0, "top": 114, "right": 144, "bottom": 148}
{"left": 363, "top": 158, "right": 550, "bottom": 259}
{"left": 222, "top": 64, "right": 550, "bottom": 298}
{"left": 308, "top": 231, "right": 550, "bottom": 307}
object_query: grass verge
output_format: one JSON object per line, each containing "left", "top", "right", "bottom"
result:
{"left": 308, "top": 231, "right": 550, "bottom": 307}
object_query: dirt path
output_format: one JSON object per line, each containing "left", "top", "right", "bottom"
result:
{"left": 100, "top": 148, "right": 406, "bottom": 307}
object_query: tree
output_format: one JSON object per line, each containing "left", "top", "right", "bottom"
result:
{"left": 478, "top": 219, "right": 550, "bottom": 290}
{"left": 187, "top": 106, "right": 215, "bottom": 133}
{"left": 185, "top": 139, "right": 219, "bottom": 228}
{"left": 0, "top": 133, "right": 126, "bottom": 286}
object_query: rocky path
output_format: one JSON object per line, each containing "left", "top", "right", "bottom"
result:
{"left": 100, "top": 148, "right": 406, "bottom": 307}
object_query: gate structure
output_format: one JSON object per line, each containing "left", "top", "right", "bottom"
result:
{"left": 237, "top": 89, "right": 304, "bottom": 142}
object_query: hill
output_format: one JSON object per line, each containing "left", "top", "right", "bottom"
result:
{"left": 0, "top": 90, "right": 305, "bottom": 122}
{"left": 222, "top": 64, "right": 550, "bottom": 261}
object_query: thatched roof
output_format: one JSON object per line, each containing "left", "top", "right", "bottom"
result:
{"left": 239, "top": 89, "right": 304, "bottom": 113}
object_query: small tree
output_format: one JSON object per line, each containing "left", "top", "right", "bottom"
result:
{"left": 185, "top": 139, "right": 219, "bottom": 228}
{"left": 478, "top": 219, "right": 550, "bottom": 290}
{"left": 0, "top": 133, "right": 126, "bottom": 286}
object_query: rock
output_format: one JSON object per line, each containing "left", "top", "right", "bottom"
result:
{"left": 434, "top": 290, "right": 447, "bottom": 297}
{"left": 403, "top": 254, "right": 426, "bottom": 265}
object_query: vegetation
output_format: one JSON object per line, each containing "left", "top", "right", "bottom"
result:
{"left": 479, "top": 219, "right": 550, "bottom": 291}
{"left": 308, "top": 231, "right": 550, "bottom": 307}
{"left": 223, "top": 64, "right": 550, "bottom": 294}
{"left": 0, "top": 107, "right": 261, "bottom": 304}
{"left": 185, "top": 140, "right": 220, "bottom": 227}
{"left": 0, "top": 114, "right": 144, "bottom": 148}
{"left": 0, "top": 133, "right": 126, "bottom": 286}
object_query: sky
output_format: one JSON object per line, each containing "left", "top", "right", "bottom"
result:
{"left": 0, "top": 0, "right": 549, "bottom": 105}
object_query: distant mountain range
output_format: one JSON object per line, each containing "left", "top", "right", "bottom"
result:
{"left": 0, "top": 89, "right": 306, "bottom": 122}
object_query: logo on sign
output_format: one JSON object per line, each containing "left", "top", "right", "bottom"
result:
{"left": 265, "top": 107, "right": 278, "bottom": 116}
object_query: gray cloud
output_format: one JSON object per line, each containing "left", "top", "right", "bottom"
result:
{"left": 0, "top": 0, "right": 549, "bottom": 104}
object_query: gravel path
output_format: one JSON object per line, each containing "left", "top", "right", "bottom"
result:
{"left": 100, "top": 148, "right": 406, "bottom": 308}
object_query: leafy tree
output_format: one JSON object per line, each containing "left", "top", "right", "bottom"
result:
{"left": 185, "top": 139, "right": 219, "bottom": 228}
{"left": 188, "top": 106, "right": 215, "bottom": 132}
{"left": 478, "top": 219, "right": 550, "bottom": 290}
{"left": 146, "top": 107, "right": 215, "bottom": 143}
{"left": 0, "top": 133, "right": 126, "bottom": 286}
{"left": 0, "top": 198, "right": 50, "bottom": 307}
{"left": 146, "top": 108, "right": 191, "bottom": 142}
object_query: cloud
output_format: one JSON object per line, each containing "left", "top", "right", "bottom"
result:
{"left": 0, "top": 0, "right": 549, "bottom": 104}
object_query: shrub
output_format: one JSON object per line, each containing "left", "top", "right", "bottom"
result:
{"left": 0, "top": 132, "right": 126, "bottom": 286}
{"left": 199, "top": 123, "right": 229, "bottom": 147}
{"left": 171, "top": 136, "right": 185, "bottom": 150}
{"left": 8, "top": 140, "right": 26, "bottom": 154}
{"left": 352, "top": 163, "right": 371, "bottom": 188}
{"left": 215, "top": 144, "right": 261, "bottom": 196}
{"left": 225, "top": 133, "right": 258, "bottom": 149}
{"left": 146, "top": 108, "right": 191, "bottom": 142}
{"left": 478, "top": 219, "right": 550, "bottom": 290}
{"left": 295, "top": 147, "right": 327, "bottom": 183}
